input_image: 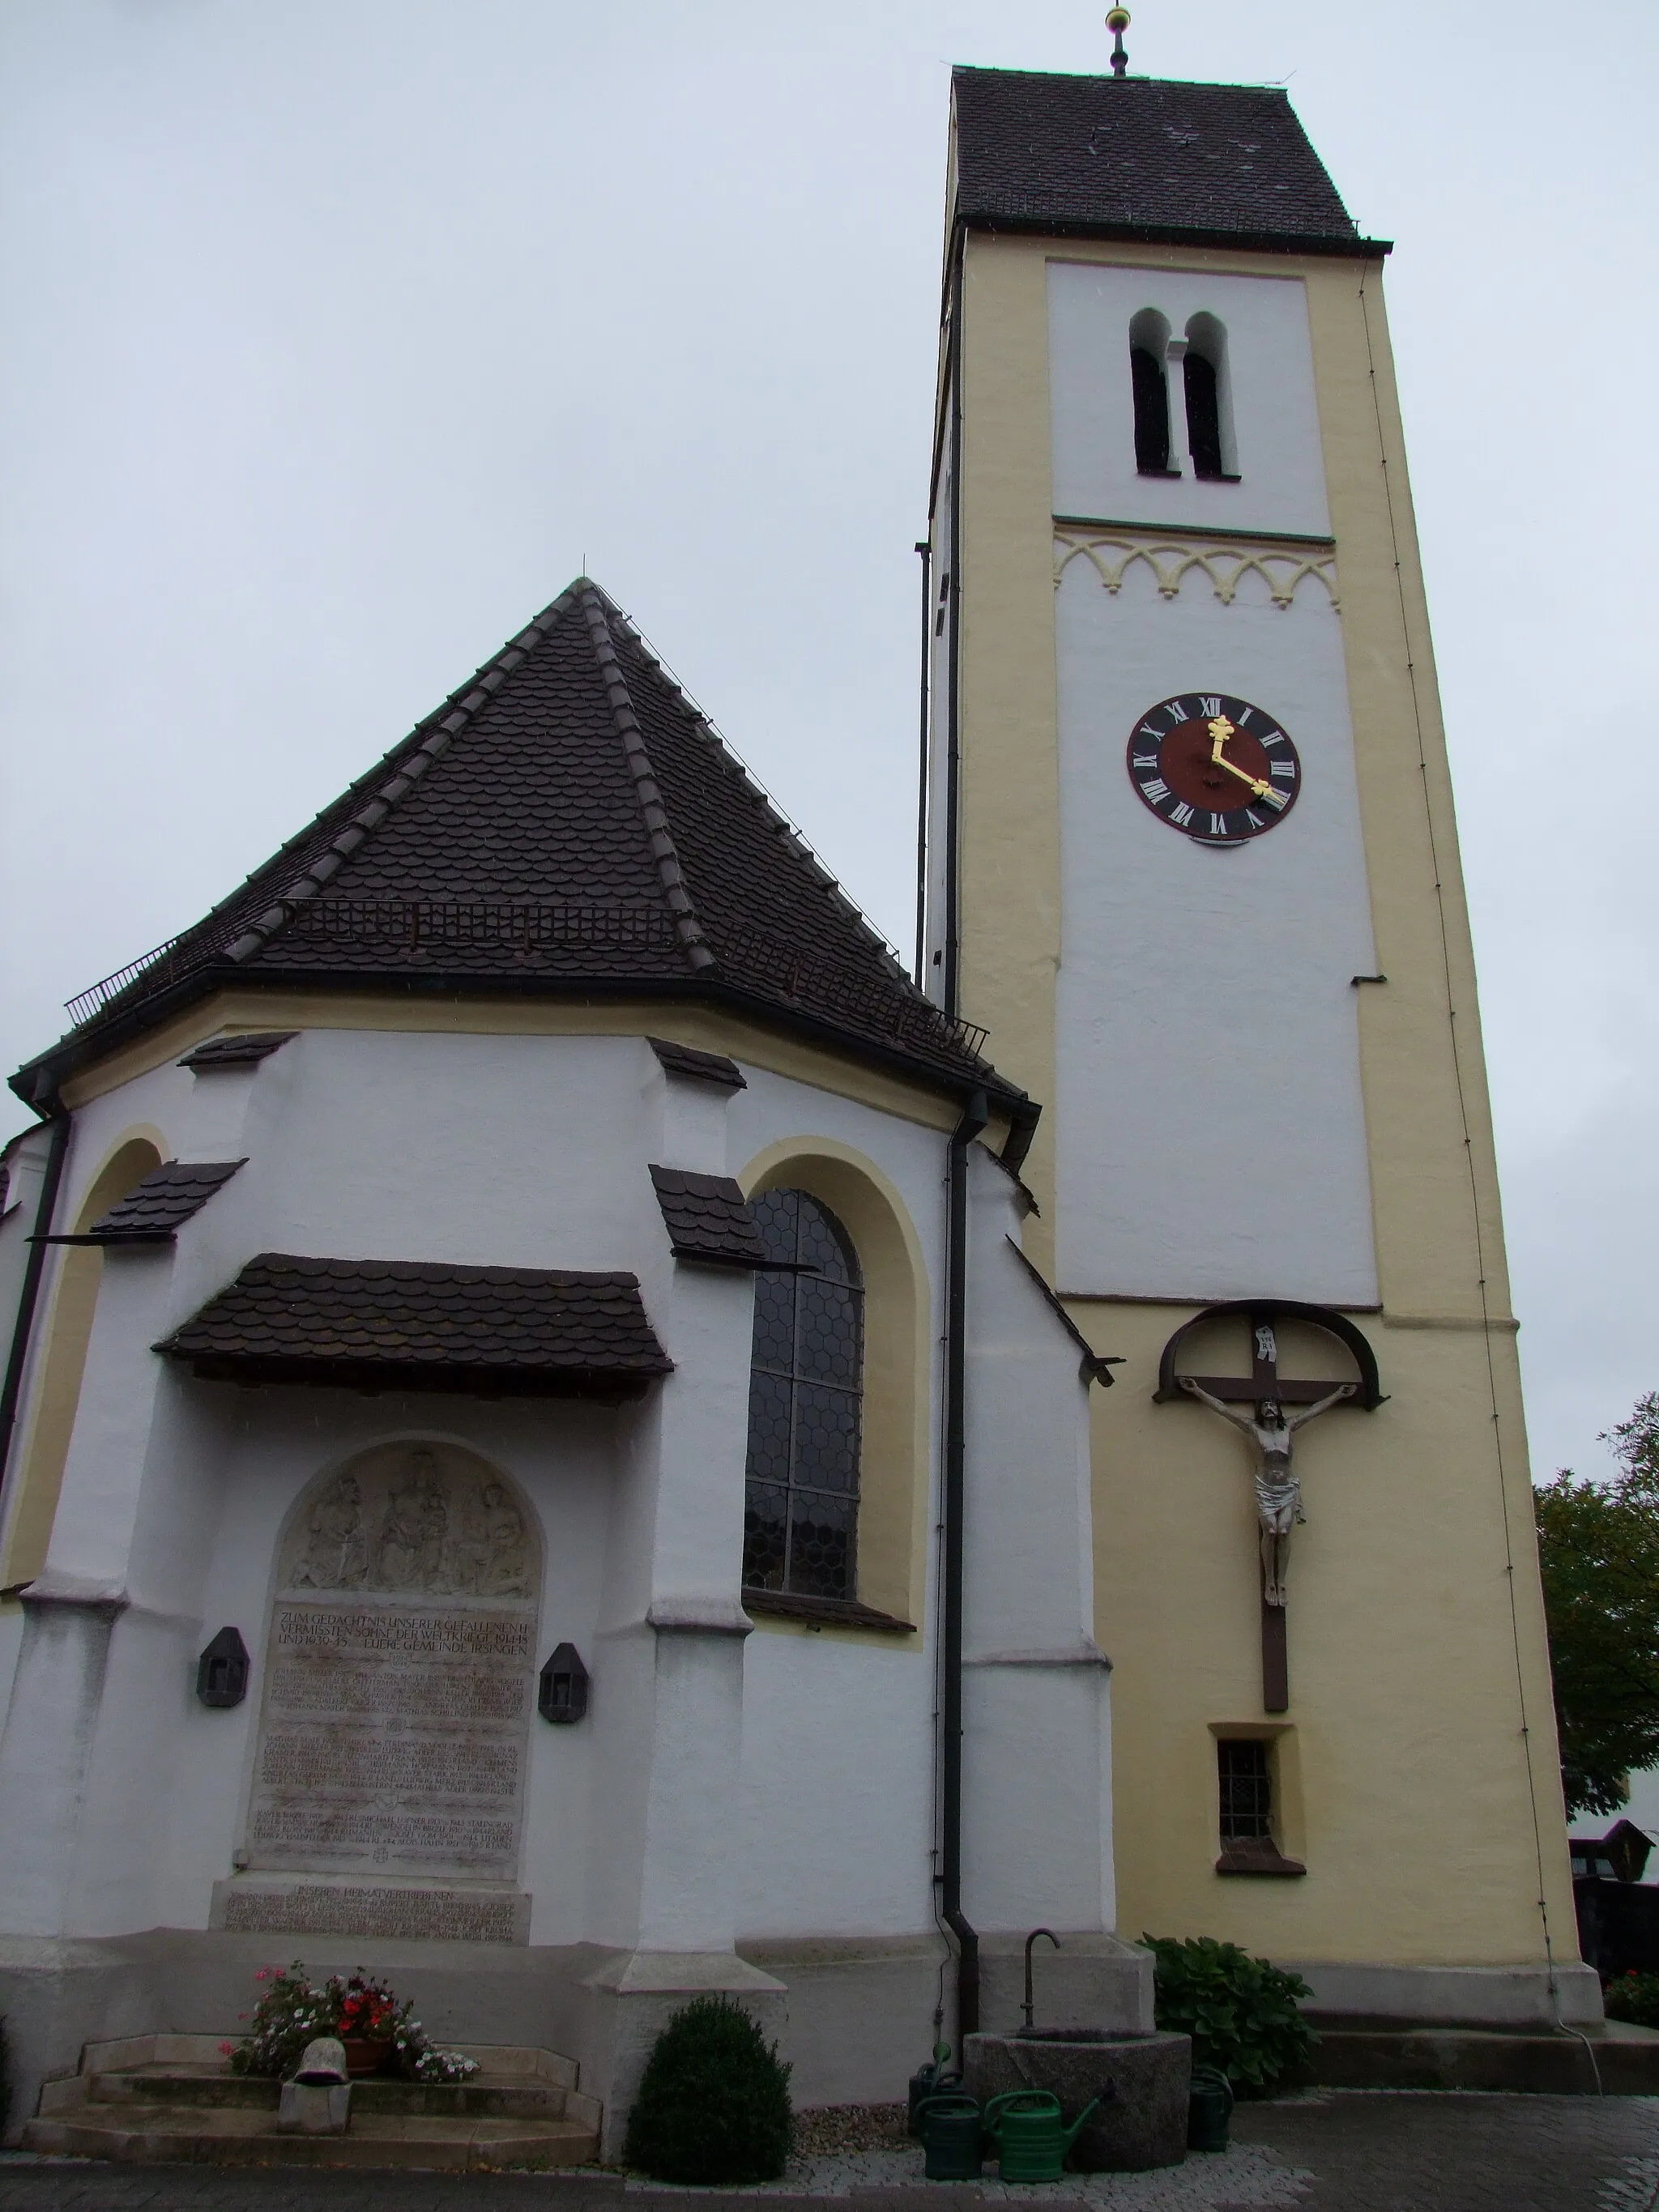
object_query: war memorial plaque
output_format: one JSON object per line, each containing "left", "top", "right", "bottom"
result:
{"left": 245, "top": 1444, "right": 540, "bottom": 1886}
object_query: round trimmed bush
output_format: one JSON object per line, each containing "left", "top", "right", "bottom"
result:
{"left": 624, "top": 1995, "right": 793, "bottom": 2184}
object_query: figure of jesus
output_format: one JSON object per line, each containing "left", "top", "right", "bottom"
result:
{"left": 1178, "top": 1377, "right": 1357, "bottom": 1606}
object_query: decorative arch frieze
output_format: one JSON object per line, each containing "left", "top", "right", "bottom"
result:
{"left": 1055, "top": 527, "right": 1340, "bottom": 612}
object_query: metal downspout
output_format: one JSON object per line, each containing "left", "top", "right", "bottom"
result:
{"left": 942, "top": 1084, "right": 988, "bottom": 2035}
{"left": 0, "top": 1100, "right": 71, "bottom": 1519}
{"left": 941, "top": 221, "right": 966, "bottom": 1023}
{"left": 913, "top": 537, "right": 932, "bottom": 986}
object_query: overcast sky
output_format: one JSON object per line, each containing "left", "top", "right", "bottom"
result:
{"left": 2, "top": 0, "right": 1655, "bottom": 1489}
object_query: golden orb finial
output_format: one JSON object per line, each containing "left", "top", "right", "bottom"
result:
{"left": 1106, "top": 8, "right": 1131, "bottom": 76}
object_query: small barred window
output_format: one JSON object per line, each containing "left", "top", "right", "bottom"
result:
{"left": 741, "top": 1188, "right": 864, "bottom": 1600}
{"left": 1218, "top": 1739, "right": 1273, "bottom": 1842}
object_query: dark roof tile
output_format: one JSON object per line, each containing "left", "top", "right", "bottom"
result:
{"left": 649, "top": 1166, "right": 769, "bottom": 1268}
{"left": 178, "top": 1031, "right": 297, "bottom": 1070}
{"left": 156, "top": 1251, "right": 672, "bottom": 1401}
{"left": 87, "top": 1160, "right": 245, "bottom": 1241}
{"left": 648, "top": 1036, "right": 745, "bottom": 1091}
{"left": 37, "top": 582, "right": 1010, "bottom": 1113}
{"left": 953, "top": 68, "right": 1380, "bottom": 254}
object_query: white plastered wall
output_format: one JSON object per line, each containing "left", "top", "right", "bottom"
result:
{"left": 1048, "top": 260, "right": 1329, "bottom": 536}
{"left": 1051, "top": 557, "right": 1378, "bottom": 1303}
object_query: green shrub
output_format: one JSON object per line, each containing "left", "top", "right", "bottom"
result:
{"left": 1143, "top": 1933, "right": 1316, "bottom": 2097}
{"left": 624, "top": 1995, "right": 792, "bottom": 2184}
{"left": 1605, "top": 1971, "right": 1659, "bottom": 2028}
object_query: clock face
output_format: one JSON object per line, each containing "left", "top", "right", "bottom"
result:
{"left": 1126, "top": 693, "right": 1301, "bottom": 845}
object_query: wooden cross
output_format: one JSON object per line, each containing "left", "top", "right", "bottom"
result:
{"left": 1170, "top": 1302, "right": 1367, "bottom": 1714}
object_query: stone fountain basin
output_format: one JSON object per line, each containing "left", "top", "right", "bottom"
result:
{"left": 962, "top": 2027, "right": 1192, "bottom": 2172}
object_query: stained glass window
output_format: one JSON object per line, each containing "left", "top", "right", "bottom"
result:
{"left": 741, "top": 1188, "right": 864, "bottom": 1600}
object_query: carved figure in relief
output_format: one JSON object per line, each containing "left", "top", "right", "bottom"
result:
{"left": 1178, "top": 1378, "right": 1356, "bottom": 1606}
{"left": 480, "top": 1483, "right": 531, "bottom": 1597}
{"left": 375, "top": 1453, "right": 449, "bottom": 1590}
{"left": 292, "top": 1473, "right": 369, "bottom": 1590}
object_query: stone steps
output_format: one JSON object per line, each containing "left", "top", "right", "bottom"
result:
{"left": 22, "top": 2035, "right": 602, "bottom": 2171}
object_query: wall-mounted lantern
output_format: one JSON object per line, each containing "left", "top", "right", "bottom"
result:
{"left": 197, "top": 1626, "right": 250, "bottom": 1708}
{"left": 539, "top": 1642, "right": 589, "bottom": 1724}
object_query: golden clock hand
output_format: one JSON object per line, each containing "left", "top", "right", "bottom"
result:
{"left": 1208, "top": 714, "right": 1237, "bottom": 763}
{"left": 1215, "top": 752, "right": 1271, "bottom": 799}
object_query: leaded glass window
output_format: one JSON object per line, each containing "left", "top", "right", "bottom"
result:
{"left": 741, "top": 1188, "right": 864, "bottom": 1600}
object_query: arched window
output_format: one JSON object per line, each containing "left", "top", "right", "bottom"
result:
{"left": 1183, "top": 313, "right": 1237, "bottom": 480}
{"left": 1128, "top": 307, "right": 1173, "bottom": 475}
{"left": 742, "top": 1188, "right": 864, "bottom": 1599}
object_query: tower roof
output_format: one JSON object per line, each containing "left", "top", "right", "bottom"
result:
{"left": 23, "top": 581, "right": 1018, "bottom": 1121}
{"left": 951, "top": 68, "right": 1387, "bottom": 257}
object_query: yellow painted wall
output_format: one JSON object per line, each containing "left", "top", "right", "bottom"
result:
{"left": 947, "top": 225, "right": 1577, "bottom": 1968}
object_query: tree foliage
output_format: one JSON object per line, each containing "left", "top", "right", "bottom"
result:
{"left": 1536, "top": 1393, "right": 1659, "bottom": 1818}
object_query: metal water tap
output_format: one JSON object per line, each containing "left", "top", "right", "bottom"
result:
{"left": 1022, "top": 1927, "right": 1060, "bottom": 2028}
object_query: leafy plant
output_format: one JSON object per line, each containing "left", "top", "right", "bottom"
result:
{"left": 224, "top": 1962, "right": 478, "bottom": 2083}
{"left": 1536, "top": 1395, "right": 1659, "bottom": 1817}
{"left": 1142, "top": 1934, "right": 1315, "bottom": 2097}
{"left": 624, "top": 1995, "right": 792, "bottom": 2184}
{"left": 1604, "top": 1971, "right": 1659, "bottom": 2029}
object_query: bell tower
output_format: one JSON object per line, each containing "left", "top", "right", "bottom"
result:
{"left": 923, "top": 56, "right": 1589, "bottom": 2021}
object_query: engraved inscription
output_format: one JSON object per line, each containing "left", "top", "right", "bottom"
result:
{"left": 245, "top": 1443, "right": 541, "bottom": 1886}
{"left": 224, "top": 1886, "right": 524, "bottom": 1943}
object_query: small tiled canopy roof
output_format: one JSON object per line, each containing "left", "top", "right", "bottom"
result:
{"left": 178, "top": 1031, "right": 296, "bottom": 1070}
{"left": 86, "top": 1161, "right": 245, "bottom": 1242}
{"left": 952, "top": 68, "right": 1384, "bottom": 255}
{"left": 25, "top": 581, "right": 1026, "bottom": 1143}
{"left": 649, "top": 1166, "right": 769, "bottom": 1268}
{"left": 648, "top": 1036, "right": 745, "bottom": 1090}
{"left": 157, "top": 1252, "right": 673, "bottom": 1401}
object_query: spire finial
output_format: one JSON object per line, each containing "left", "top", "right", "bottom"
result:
{"left": 1106, "top": 7, "right": 1131, "bottom": 76}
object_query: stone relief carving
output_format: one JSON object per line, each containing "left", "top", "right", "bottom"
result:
{"left": 248, "top": 1442, "right": 541, "bottom": 1887}
{"left": 1054, "top": 528, "right": 1339, "bottom": 612}
{"left": 284, "top": 1444, "right": 534, "bottom": 1600}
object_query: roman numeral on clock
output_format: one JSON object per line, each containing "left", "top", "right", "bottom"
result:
{"left": 1270, "top": 759, "right": 1296, "bottom": 780}
{"left": 1170, "top": 801, "right": 1195, "bottom": 826}
{"left": 1209, "top": 813, "right": 1229, "bottom": 835}
{"left": 1132, "top": 753, "right": 1160, "bottom": 769}
{"left": 1199, "top": 696, "right": 1222, "bottom": 718}
{"left": 1141, "top": 778, "right": 1172, "bottom": 803}
{"left": 1261, "top": 786, "right": 1289, "bottom": 810}
{"left": 1165, "top": 700, "right": 1187, "bottom": 722}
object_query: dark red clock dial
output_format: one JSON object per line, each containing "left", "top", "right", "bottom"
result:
{"left": 1126, "top": 693, "right": 1301, "bottom": 845}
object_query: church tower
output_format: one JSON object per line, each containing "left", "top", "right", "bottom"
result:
{"left": 923, "top": 58, "right": 1589, "bottom": 2019}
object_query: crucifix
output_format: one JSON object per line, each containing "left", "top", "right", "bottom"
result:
{"left": 1167, "top": 1306, "right": 1363, "bottom": 1712}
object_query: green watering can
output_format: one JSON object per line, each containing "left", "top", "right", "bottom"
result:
{"left": 982, "top": 2088, "right": 1102, "bottom": 2183}
{"left": 915, "top": 2093, "right": 984, "bottom": 2180}
{"left": 1187, "top": 2065, "right": 1235, "bottom": 2154}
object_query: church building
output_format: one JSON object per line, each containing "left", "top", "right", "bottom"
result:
{"left": 0, "top": 45, "right": 1588, "bottom": 2153}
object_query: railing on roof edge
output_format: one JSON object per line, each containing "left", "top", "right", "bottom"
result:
{"left": 65, "top": 900, "right": 991, "bottom": 1065}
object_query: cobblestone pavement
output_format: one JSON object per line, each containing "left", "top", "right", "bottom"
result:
{"left": 1, "top": 2094, "right": 1656, "bottom": 2212}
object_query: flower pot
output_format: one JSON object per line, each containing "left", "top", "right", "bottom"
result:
{"left": 339, "top": 2036, "right": 393, "bottom": 2077}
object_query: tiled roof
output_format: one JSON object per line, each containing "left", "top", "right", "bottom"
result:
{"left": 157, "top": 1252, "right": 673, "bottom": 1401}
{"left": 87, "top": 1160, "right": 245, "bottom": 1242}
{"left": 32, "top": 582, "right": 1017, "bottom": 1119}
{"left": 178, "top": 1031, "right": 296, "bottom": 1070}
{"left": 650, "top": 1166, "right": 769, "bottom": 1268}
{"left": 648, "top": 1036, "right": 745, "bottom": 1091}
{"left": 952, "top": 69, "right": 1382, "bottom": 254}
